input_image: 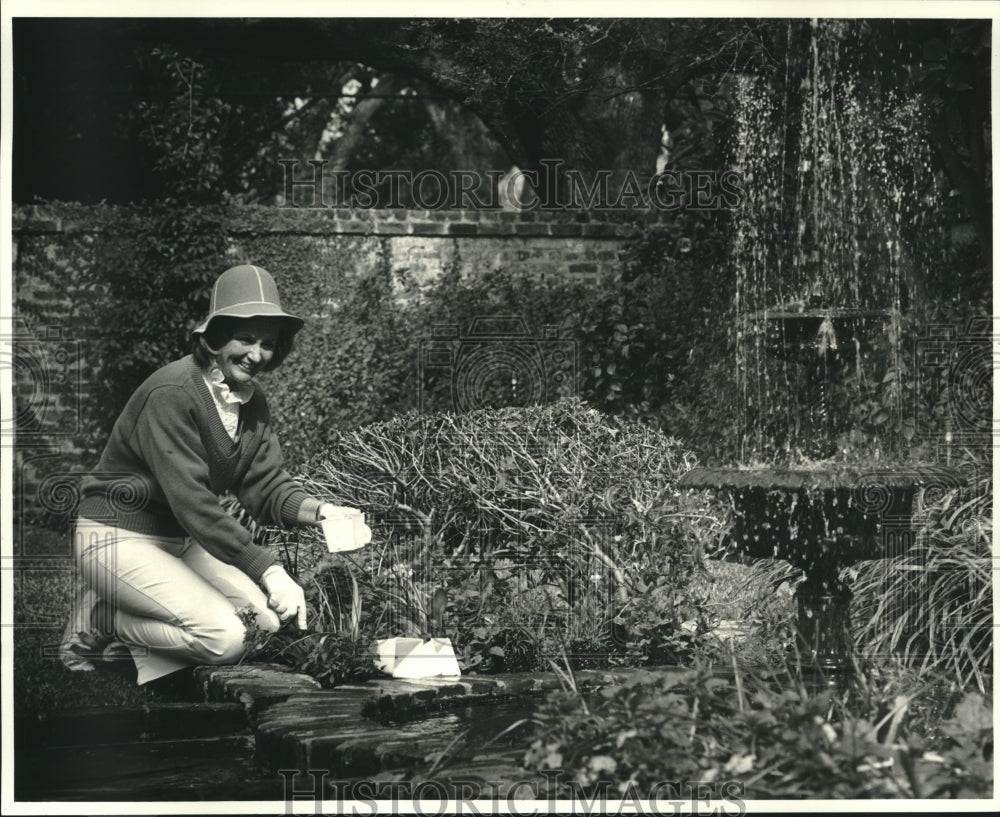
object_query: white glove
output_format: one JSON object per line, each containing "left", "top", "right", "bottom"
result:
{"left": 261, "top": 565, "right": 307, "bottom": 630}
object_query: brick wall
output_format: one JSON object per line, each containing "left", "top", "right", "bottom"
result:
{"left": 14, "top": 203, "right": 648, "bottom": 289}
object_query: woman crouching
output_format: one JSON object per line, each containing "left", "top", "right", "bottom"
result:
{"left": 61, "top": 264, "right": 354, "bottom": 684}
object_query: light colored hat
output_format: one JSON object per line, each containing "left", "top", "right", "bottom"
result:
{"left": 193, "top": 265, "right": 304, "bottom": 336}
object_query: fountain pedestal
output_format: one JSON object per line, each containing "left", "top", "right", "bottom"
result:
{"left": 678, "top": 465, "right": 963, "bottom": 681}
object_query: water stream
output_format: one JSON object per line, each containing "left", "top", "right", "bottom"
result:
{"left": 730, "top": 19, "right": 944, "bottom": 463}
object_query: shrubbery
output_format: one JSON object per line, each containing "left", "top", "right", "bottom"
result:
{"left": 247, "top": 398, "right": 717, "bottom": 677}
{"left": 264, "top": 220, "right": 737, "bottom": 470}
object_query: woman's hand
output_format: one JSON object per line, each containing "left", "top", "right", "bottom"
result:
{"left": 260, "top": 565, "right": 307, "bottom": 629}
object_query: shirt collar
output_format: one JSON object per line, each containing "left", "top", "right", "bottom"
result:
{"left": 205, "top": 363, "right": 255, "bottom": 405}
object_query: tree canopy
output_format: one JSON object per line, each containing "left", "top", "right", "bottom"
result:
{"left": 13, "top": 16, "right": 991, "bottom": 255}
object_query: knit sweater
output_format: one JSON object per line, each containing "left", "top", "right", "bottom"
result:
{"left": 77, "top": 355, "right": 310, "bottom": 581}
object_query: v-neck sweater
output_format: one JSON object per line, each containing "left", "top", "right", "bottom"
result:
{"left": 77, "top": 356, "right": 309, "bottom": 581}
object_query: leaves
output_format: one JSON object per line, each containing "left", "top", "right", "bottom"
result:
{"left": 525, "top": 663, "right": 993, "bottom": 799}
{"left": 852, "top": 467, "right": 992, "bottom": 691}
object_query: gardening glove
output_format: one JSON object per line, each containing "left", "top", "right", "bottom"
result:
{"left": 261, "top": 565, "right": 307, "bottom": 630}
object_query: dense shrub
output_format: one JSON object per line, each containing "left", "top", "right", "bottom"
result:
{"left": 252, "top": 398, "right": 714, "bottom": 674}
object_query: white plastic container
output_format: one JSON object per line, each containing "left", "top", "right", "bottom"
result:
{"left": 321, "top": 510, "right": 372, "bottom": 553}
{"left": 374, "top": 637, "right": 461, "bottom": 679}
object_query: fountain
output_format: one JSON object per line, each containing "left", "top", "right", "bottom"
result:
{"left": 678, "top": 20, "right": 964, "bottom": 681}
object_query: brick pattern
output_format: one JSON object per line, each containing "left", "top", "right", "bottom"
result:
{"left": 13, "top": 203, "right": 663, "bottom": 237}
{"left": 13, "top": 203, "right": 648, "bottom": 289}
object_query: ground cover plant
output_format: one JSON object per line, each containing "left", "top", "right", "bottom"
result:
{"left": 521, "top": 658, "right": 992, "bottom": 799}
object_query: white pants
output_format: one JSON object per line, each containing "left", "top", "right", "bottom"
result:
{"left": 70, "top": 517, "right": 280, "bottom": 684}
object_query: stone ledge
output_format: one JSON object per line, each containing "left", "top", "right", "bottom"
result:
{"left": 195, "top": 662, "right": 686, "bottom": 777}
{"left": 194, "top": 663, "right": 322, "bottom": 722}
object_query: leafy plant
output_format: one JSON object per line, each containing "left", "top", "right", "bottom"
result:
{"left": 242, "top": 399, "right": 712, "bottom": 678}
{"left": 852, "top": 462, "right": 992, "bottom": 691}
{"left": 524, "top": 659, "right": 993, "bottom": 799}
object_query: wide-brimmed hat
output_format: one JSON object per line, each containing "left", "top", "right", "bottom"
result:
{"left": 192, "top": 265, "right": 304, "bottom": 336}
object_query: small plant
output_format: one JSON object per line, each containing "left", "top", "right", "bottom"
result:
{"left": 524, "top": 658, "right": 993, "bottom": 799}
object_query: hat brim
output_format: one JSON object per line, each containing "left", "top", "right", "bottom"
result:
{"left": 192, "top": 303, "right": 304, "bottom": 336}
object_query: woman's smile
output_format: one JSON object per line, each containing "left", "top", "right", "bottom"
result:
{"left": 214, "top": 316, "right": 282, "bottom": 388}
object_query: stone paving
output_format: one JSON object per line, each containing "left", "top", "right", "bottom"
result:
{"left": 193, "top": 662, "right": 681, "bottom": 783}
{"left": 18, "top": 661, "right": 685, "bottom": 800}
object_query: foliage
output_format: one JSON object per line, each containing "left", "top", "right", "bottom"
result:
{"left": 263, "top": 249, "right": 422, "bottom": 465}
{"left": 121, "top": 43, "right": 348, "bottom": 204}
{"left": 260, "top": 222, "right": 740, "bottom": 468}
{"left": 396, "top": 19, "right": 765, "bottom": 181}
{"left": 79, "top": 209, "right": 226, "bottom": 433}
{"left": 248, "top": 399, "right": 711, "bottom": 675}
{"left": 606, "top": 218, "right": 738, "bottom": 461}
{"left": 851, "top": 461, "right": 992, "bottom": 692}
{"left": 132, "top": 47, "right": 230, "bottom": 202}
{"left": 524, "top": 660, "right": 993, "bottom": 799}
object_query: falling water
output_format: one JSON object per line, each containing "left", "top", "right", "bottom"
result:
{"left": 731, "top": 19, "right": 943, "bottom": 464}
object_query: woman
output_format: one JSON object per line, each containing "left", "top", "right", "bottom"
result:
{"left": 60, "top": 264, "right": 357, "bottom": 684}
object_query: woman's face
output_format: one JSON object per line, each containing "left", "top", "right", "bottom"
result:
{"left": 214, "top": 317, "right": 283, "bottom": 387}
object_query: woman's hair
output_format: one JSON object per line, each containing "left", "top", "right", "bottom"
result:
{"left": 191, "top": 316, "right": 296, "bottom": 372}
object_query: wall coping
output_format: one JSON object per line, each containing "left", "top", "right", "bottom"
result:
{"left": 13, "top": 202, "right": 672, "bottom": 239}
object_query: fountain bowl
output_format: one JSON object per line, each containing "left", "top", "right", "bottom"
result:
{"left": 678, "top": 465, "right": 964, "bottom": 573}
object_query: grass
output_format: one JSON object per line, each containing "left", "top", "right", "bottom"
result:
{"left": 850, "top": 471, "right": 993, "bottom": 692}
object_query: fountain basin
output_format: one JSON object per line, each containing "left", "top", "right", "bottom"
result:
{"left": 678, "top": 464, "right": 965, "bottom": 677}
{"left": 678, "top": 465, "right": 963, "bottom": 572}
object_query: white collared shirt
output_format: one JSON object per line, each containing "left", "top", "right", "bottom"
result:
{"left": 202, "top": 364, "right": 255, "bottom": 442}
